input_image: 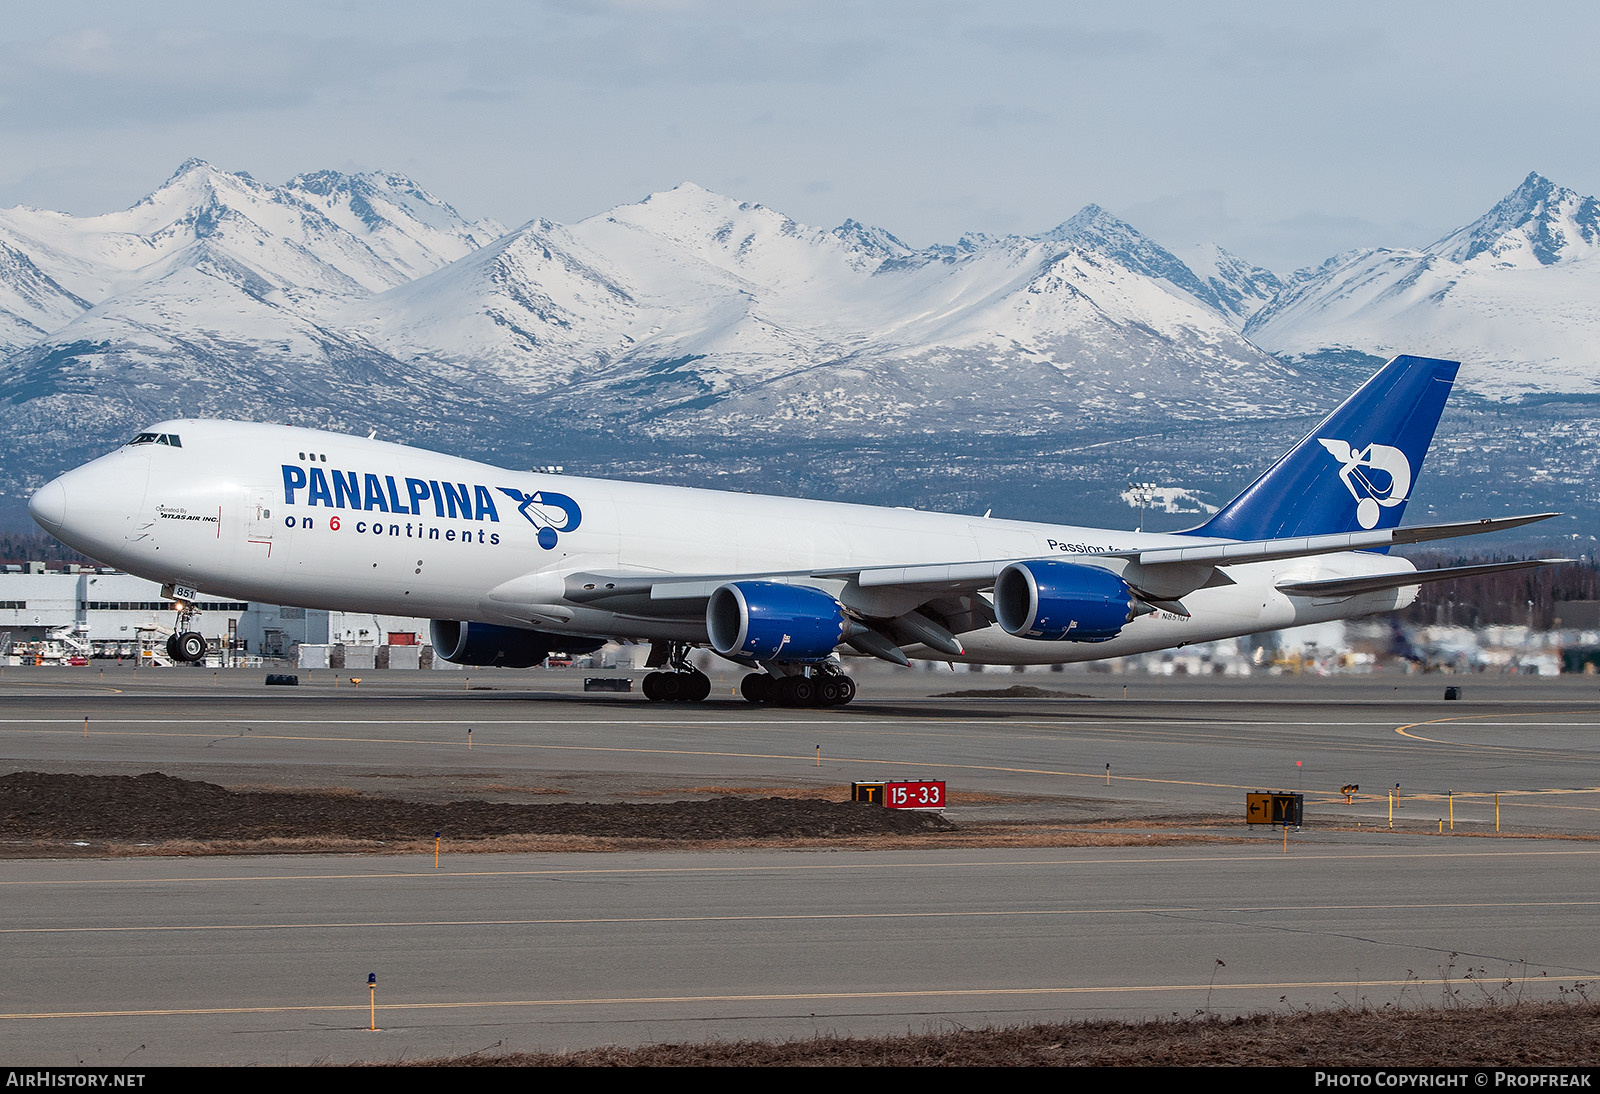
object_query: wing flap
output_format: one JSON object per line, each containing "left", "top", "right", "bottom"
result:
{"left": 845, "top": 560, "right": 1011, "bottom": 589}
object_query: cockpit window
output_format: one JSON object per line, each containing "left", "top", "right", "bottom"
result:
{"left": 129, "top": 433, "right": 159, "bottom": 446}
{"left": 128, "top": 432, "right": 182, "bottom": 448}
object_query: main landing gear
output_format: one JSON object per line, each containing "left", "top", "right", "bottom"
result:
{"left": 741, "top": 666, "right": 856, "bottom": 707}
{"left": 641, "top": 643, "right": 712, "bottom": 703}
{"left": 639, "top": 644, "right": 858, "bottom": 706}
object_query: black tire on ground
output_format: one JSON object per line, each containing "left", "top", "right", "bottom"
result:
{"left": 642, "top": 672, "right": 664, "bottom": 701}
{"left": 778, "top": 675, "right": 816, "bottom": 707}
{"left": 681, "top": 670, "right": 712, "bottom": 702}
{"left": 656, "top": 671, "right": 683, "bottom": 701}
{"left": 818, "top": 677, "right": 844, "bottom": 705}
{"left": 165, "top": 634, "right": 181, "bottom": 661}
{"left": 836, "top": 676, "right": 857, "bottom": 705}
{"left": 176, "top": 632, "right": 207, "bottom": 662}
{"left": 740, "top": 673, "right": 773, "bottom": 704}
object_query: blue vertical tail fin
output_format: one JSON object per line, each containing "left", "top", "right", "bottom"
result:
{"left": 1187, "top": 354, "right": 1459, "bottom": 541}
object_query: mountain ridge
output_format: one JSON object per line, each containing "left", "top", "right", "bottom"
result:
{"left": 1245, "top": 171, "right": 1600, "bottom": 395}
{"left": 0, "top": 164, "right": 1596, "bottom": 533}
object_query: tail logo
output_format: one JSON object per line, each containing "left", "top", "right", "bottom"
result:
{"left": 1317, "top": 439, "right": 1411, "bottom": 529}
{"left": 497, "top": 488, "right": 582, "bottom": 549}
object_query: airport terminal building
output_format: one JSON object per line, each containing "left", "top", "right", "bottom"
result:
{"left": 0, "top": 564, "right": 431, "bottom": 664}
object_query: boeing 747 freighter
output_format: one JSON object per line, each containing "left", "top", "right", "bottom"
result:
{"left": 28, "top": 355, "right": 1561, "bottom": 705}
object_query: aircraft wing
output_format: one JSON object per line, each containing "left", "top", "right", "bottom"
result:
{"left": 559, "top": 512, "right": 1559, "bottom": 615}
{"left": 1275, "top": 558, "right": 1570, "bottom": 598}
{"left": 835, "top": 512, "right": 1559, "bottom": 596}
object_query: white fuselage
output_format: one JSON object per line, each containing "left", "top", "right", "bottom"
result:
{"left": 31, "top": 419, "right": 1418, "bottom": 665}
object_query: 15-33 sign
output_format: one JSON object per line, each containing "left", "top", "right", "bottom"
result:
{"left": 886, "top": 781, "right": 945, "bottom": 810}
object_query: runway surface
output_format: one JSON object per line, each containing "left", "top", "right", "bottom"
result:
{"left": 2, "top": 665, "right": 1599, "bottom": 1064}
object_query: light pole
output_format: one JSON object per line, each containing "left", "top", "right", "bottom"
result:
{"left": 1132, "top": 482, "right": 1158, "bottom": 532}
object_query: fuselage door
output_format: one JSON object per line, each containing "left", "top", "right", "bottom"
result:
{"left": 244, "top": 488, "right": 277, "bottom": 542}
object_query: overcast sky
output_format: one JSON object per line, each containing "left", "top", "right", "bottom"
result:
{"left": 1, "top": 1, "right": 1595, "bottom": 272}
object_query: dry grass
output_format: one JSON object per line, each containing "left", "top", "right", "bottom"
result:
{"left": 381, "top": 1000, "right": 1600, "bottom": 1067}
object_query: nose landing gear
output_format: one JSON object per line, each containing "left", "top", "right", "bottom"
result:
{"left": 162, "top": 587, "right": 209, "bottom": 664}
{"left": 166, "top": 631, "right": 209, "bottom": 664}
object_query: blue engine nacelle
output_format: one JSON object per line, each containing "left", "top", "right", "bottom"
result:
{"left": 706, "top": 581, "right": 848, "bottom": 662}
{"left": 429, "top": 620, "right": 604, "bottom": 668}
{"left": 993, "top": 560, "right": 1137, "bottom": 642}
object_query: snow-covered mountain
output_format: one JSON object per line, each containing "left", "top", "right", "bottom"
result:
{"left": 0, "top": 166, "right": 1298, "bottom": 451}
{"left": 1246, "top": 172, "right": 1600, "bottom": 395}
{"left": 0, "top": 159, "right": 502, "bottom": 306}
{"left": 360, "top": 184, "right": 1297, "bottom": 438}
{"left": 5, "top": 161, "right": 1600, "bottom": 532}
{"left": 1033, "top": 209, "right": 1285, "bottom": 327}
{"left": 0, "top": 160, "right": 506, "bottom": 447}
{"left": 1177, "top": 242, "right": 1286, "bottom": 328}
{"left": 0, "top": 240, "right": 89, "bottom": 353}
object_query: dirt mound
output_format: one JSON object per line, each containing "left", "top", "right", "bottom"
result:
{"left": 0, "top": 771, "right": 953, "bottom": 847}
{"left": 933, "top": 684, "right": 1089, "bottom": 699}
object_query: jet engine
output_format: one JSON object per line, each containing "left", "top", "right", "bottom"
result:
{"left": 993, "top": 560, "right": 1138, "bottom": 642}
{"left": 706, "top": 581, "right": 848, "bottom": 662}
{"left": 430, "top": 620, "right": 603, "bottom": 667}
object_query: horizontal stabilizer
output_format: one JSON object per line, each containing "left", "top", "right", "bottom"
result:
{"left": 1388, "top": 513, "right": 1560, "bottom": 545}
{"left": 1276, "top": 558, "right": 1570, "bottom": 598}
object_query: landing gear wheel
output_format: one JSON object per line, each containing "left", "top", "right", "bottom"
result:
{"left": 644, "top": 669, "right": 711, "bottom": 702}
{"left": 814, "top": 673, "right": 857, "bottom": 706}
{"left": 175, "top": 631, "right": 207, "bottom": 663}
{"left": 656, "top": 671, "right": 683, "bottom": 701}
{"left": 777, "top": 675, "right": 817, "bottom": 708}
{"left": 740, "top": 673, "right": 774, "bottom": 704}
{"left": 165, "top": 634, "right": 182, "bottom": 662}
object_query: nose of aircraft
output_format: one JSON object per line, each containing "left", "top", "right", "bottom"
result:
{"left": 28, "top": 476, "right": 66, "bottom": 534}
{"left": 27, "top": 450, "right": 152, "bottom": 566}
